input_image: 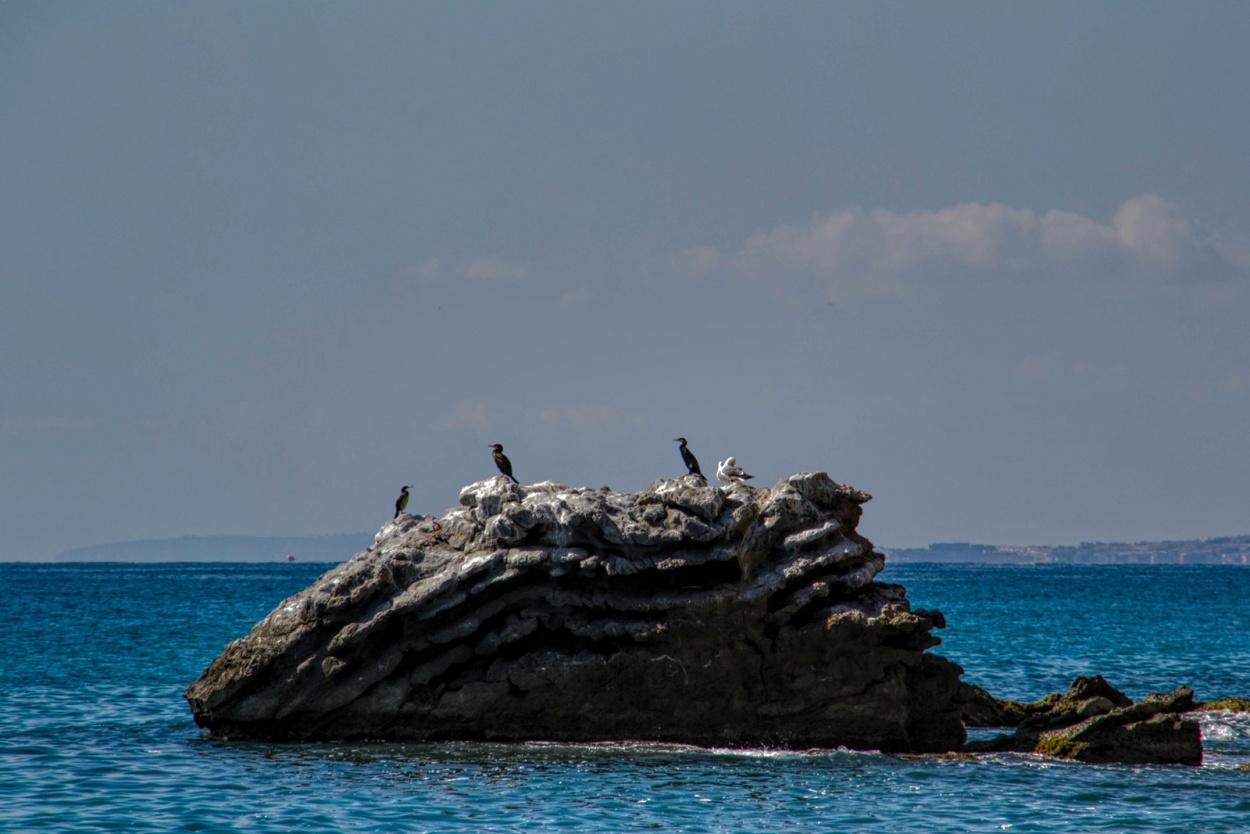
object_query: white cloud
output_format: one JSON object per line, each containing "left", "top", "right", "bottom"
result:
{"left": 675, "top": 245, "right": 721, "bottom": 275}
{"left": 1008, "top": 351, "right": 1062, "bottom": 384}
{"left": 432, "top": 400, "right": 492, "bottom": 433}
{"left": 419, "top": 258, "right": 442, "bottom": 280}
{"left": 465, "top": 257, "right": 528, "bottom": 283}
{"left": 400, "top": 256, "right": 529, "bottom": 286}
{"left": 723, "top": 194, "right": 1247, "bottom": 298}
{"left": 1218, "top": 369, "right": 1250, "bottom": 398}
{"left": 1111, "top": 194, "right": 1191, "bottom": 270}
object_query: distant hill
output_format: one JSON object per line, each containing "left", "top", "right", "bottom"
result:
{"left": 53, "top": 533, "right": 373, "bottom": 563}
{"left": 885, "top": 536, "right": 1250, "bottom": 565}
{"left": 51, "top": 531, "right": 1250, "bottom": 565}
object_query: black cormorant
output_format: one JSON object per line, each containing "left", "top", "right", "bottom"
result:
{"left": 489, "top": 444, "right": 517, "bottom": 483}
{"left": 673, "top": 437, "right": 704, "bottom": 479}
{"left": 393, "top": 485, "right": 410, "bottom": 518}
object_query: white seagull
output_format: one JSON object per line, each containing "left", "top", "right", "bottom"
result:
{"left": 716, "top": 456, "right": 754, "bottom": 485}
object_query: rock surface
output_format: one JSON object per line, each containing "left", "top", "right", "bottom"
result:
{"left": 1193, "top": 696, "right": 1250, "bottom": 712}
{"left": 185, "top": 473, "right": 965, "bottom": 752}
{"left": 963, "top": 676, "right": 1203, "bottom": 765}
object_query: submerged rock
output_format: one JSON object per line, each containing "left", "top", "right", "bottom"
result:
{"left": 963, "top": 676, "right": 1203, "bottom": 765}
{"left": 185, "top": 472, "right": 965, "bottom": 752}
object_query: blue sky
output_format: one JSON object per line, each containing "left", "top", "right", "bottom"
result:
{"left": 3, "top": 1, "right": 1248, "bottom": 559}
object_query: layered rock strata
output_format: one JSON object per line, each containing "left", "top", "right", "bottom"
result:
{"left": 186, "top": 473, "right": 965, "bottom": 751}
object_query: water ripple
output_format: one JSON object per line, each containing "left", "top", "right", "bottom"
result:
{"left": 3, "top": 563, "right": 1249, "bottom": 833}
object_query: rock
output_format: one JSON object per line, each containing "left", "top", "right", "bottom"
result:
{"left": 965, "top": 678, "right": 1203, "bottom": 765}
{"left": 958, "top": 675, "right": 1133, "bottom": 729}
{"left": 952, "top": 682, "right": 1023, "bottom": 728}
{"left": 1193, "top": 696, "right": 1250, "bottom": 712}
{"left": 185, "top": 472, "right": 964, "bottom": 752}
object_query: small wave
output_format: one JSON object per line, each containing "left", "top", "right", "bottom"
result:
{"left": 1197, "top": 709, "right": 1250, "bottom": 734}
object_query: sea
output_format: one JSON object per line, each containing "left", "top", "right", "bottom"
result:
{"left": 1, "top": 560, "right": 1247, "bottom": 833}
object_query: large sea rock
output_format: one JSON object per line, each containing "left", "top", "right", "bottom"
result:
{"left": 185, "top": 473, "right": 965, "bottom": 752}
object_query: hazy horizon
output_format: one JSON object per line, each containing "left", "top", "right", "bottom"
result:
{"left": 13, "top": 517, "right": 1248, "bottom": 564}
{"left": 5, "top": 2, "right": 1249, "bottom": 560}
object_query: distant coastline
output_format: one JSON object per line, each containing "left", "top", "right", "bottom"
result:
{"left": 36, "top": 532, "right": 1250, "bottom": 564}
{"left": 885, "top": 536, "right": 1250, "bottom": 565}
{"left": 51, "top": 533, "right": 373, "bottom": 563}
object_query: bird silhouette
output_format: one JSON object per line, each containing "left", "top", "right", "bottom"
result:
{"left": 673, "top": 437, "right": 705, "bottom": 480}
{"left": 489, "top": 444, "right": 517, "bottom": 483}
{"left": 393, "top": 485, "right": 410, "bottom": 518}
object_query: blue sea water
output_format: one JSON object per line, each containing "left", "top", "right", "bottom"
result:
{"left": 1, "top": 561, "right": 1247, "bottom": 833}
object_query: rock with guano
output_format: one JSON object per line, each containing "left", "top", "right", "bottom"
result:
{"left": 185, "top": 472, "right": 965, "bottom": 752}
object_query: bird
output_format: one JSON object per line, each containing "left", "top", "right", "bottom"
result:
{"left": 489, "top": 444, "right": 517, "bottom": 483}
{"left": 673, "top": 437, "right": 705, "bottom": 480}
{"left": 716, "top": 457, "right": 754, "bottom": 485}
{"left": 393, "top": 485, "right": 410, "bottom": 519}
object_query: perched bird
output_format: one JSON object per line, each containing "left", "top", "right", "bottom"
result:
{"left": 393, "top": 485, "right": 410, "bottom": 519}
{"left": 716, "top": 457, "right": 754, "bottom": 485}
{"left": 490, "top": 443, "right": 517, "bottom": 483}
{"left": 673, "top": 437, "right": 705, "bottom": 479}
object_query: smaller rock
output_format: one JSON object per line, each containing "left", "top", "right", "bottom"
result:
{"left": 1074, "top": 696, "right": 1115, "bottom": 717}
{"left": 964, "top": 678, "right": 1203, "bottom": 765}
{"left": 1037, "top": 708, "right": 1201, "bottom": 765}
{"left": 1193, "top": 696, "right": 1250, "bottom": 712}
{"left": 959, "top": 675, "right": 1134, "bottom": 730}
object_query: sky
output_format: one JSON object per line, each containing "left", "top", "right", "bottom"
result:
{"left": 3, "top": 1, "right": 1249, "bottom": 560}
